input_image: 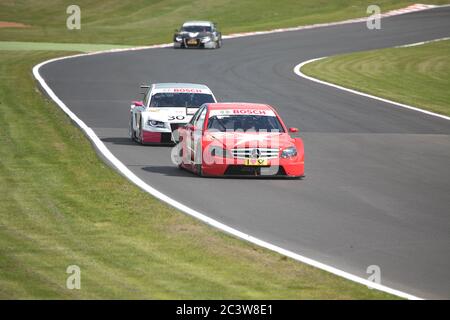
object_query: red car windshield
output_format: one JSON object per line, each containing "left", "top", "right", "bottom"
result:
{"left": 207, "top": 115, "right": 285, "bottom": 132}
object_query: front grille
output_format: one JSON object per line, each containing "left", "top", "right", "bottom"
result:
{"left": 224, "top": 165, "right": 286, "bottom": 176}
{"left": 161, "top": 133, "right": 173, "bottom": 143}
{"left": 231, "top": 148, "right": 279, "bottom": 159}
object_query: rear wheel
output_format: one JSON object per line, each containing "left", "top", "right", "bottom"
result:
{"left": 194, "top": 144, "right": 203, "bottom": 176}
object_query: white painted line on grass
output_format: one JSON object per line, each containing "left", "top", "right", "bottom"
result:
{"left": 294, "top": 51, "right": 450, "bottom": 121}
{"left": 395, "top": 36, "right": 450, "bottom": 48}
{"left": 31, "top": 4, "right": 443, "bottom": 301}
{"left": 222, "top": 3, "right": 440, "bottom": 39}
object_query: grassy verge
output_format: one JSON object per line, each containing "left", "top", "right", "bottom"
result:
{"left": 0, "top": 50, "right": 397, "bottom": 299}
{"left": 1, "top": 0, "right": 449, "bottom": 45}
{"left": 0, "top": 41, "right": 133, "bottom": 52}
{"left": 301, "top": 39, "right": 450, "bottom": 116}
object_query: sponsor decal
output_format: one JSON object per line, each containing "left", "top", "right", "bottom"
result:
{"left": 244, "top": 158, "right": 269, "bottom": 166}
{"left": 187, "top": 108, "right": 198, "bottom": 115}
{"left": 152, "top": 88, "right": 209, "bottom": 94}
{"left": 168, "top": 115, "right": 186, "bottom": 121}
{"left": 233, "top": 109, "right": 267, "bottom": 115}
{"left": 173, "top": 88, "right": 203, "bottom": 93}
{"left": 209, "top": 109, "right": 276, "bottom": 117}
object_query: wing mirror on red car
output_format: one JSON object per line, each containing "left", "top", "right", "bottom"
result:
{"left": 289, "top": 127, "right": 299, "bottom": 133}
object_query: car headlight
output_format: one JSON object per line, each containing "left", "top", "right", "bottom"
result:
{"left": 209, "top": 146, "right": 230, "bottom": 158}
{"left": 175, "top": 36, "right": 182, "bottom": 42}
{"left": 201, "top": 36, "right": 211, "bottom": 43}
{"left": 147, "top": 119, "right": 165, "bottom": 128}
{"left": 281, "top": 146, "right": 297, "bottom": 159}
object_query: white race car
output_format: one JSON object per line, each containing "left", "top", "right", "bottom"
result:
{"left": 129, "top": 83, "right": 217, "bottom": 144}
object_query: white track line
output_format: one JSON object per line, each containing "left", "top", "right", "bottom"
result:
{"left": 294, "top": 39, "right": 450, "bottom": 121}
{"left": 395, "top": 36, "right": 450, "bottom": 48}
{"left": 31, "top": 4, "right": 444, "bottom": 300}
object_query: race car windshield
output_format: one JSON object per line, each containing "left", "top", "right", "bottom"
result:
{"left": 181, "top": 26, "right": 212, "bottom": 33}
{"left": 149, "top": 92, "right": 215, "bottom": 108}
{"left": 207, "top": 115, "right": 285, "bottom": 132}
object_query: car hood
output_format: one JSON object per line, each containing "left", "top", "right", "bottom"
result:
{"left": 206, "top": 131, "right": 294, "bottom": 149}
{"left": 144, "top": 107, "right": 198, "bottom": 123}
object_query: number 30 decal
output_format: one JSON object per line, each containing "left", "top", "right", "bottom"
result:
{"left": 168, "top": 115, "right": 185, "bottom": 121}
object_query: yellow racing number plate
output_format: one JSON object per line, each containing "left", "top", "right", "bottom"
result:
{"left": 187, "top": 39, "right": 197, "bottom": 45}
{"left": 244, "top": 159, "right": 269, "bottom": 166}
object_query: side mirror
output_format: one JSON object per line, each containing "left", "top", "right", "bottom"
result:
{"left": 289, "top": 127, "right": 299, "bottom": 133}
{"left": 132, "top": 100, "right": 144, "bottom": 107}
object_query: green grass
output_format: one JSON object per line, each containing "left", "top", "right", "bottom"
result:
{"left": 0, "top": 41, "right": 133, "bottom": 52}
{"left": 302, "top": 39, "right": 450, "bottom": 116}
{"left": 1, "top": 0, "right": 449, "bottom": 45}
{"left": 0, "top": 50, "right": 397, "bottom": 299}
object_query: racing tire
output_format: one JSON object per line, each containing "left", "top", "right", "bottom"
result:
{"left": 177, "top": 145, "right": 184, "bottom": 169}
{"left": 196, "top": 163, "right": 203, "bottom": 177}
{"left": 129, "top": 117, "right": 134, "bottom": 141}
{"left": 138, "top": 119, "right": 144, "bottom": 145}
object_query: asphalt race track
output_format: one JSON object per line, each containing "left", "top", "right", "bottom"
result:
{"left": 40, "top": 7, "right": 450, "bottom": 299}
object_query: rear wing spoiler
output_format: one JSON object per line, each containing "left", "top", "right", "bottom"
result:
{"left": 140, "top": 84, "right": 151, "bottom": 95}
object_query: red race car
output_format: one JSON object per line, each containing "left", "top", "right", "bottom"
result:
{"left": 175, "top": 103, "right": 304, "bottom": 178}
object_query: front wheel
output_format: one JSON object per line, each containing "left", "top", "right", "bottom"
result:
{"left": 138, "top": 118, "right": 145, "bottom": 144}
{"left": 176, "top": 144, "right": 184, "bottom": 169}
{"left": 195, "top": 163, "right": 203, "bottom": 177}
{"left": 129, "top": 117, "right": 134, "bottom": 140}
{"left": 130, "top": 116, "right": 140, "bottom": 142}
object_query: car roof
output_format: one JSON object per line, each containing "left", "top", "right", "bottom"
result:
{"left": 153, "top": 83, "right": 210, "bottom": 90}
{"left": 205, "top": 103, "right": 274, "bottom": 110}
{"left": 150, "top": 83, "right": 213, "bottom": 95}
{"left": 182, "top": 21, "right": 213, "bottom": 27}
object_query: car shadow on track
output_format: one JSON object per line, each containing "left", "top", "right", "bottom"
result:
{"left": 101, "top": 137, "right": 175, "bottom": 147}
{"left": 142, "top": 166, "right": 303, "bottom": 180}
{"left": 142, "top": 165, "right": 200, "bottom": 178}
{"left": 101, "top": 137, "right": 137, "bottom": 146}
